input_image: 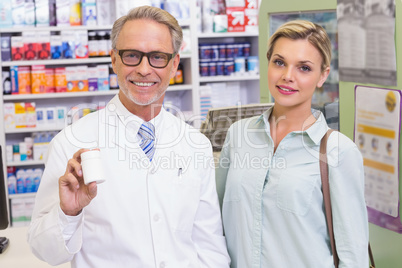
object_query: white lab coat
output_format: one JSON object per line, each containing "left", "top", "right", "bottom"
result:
{"left": 27, "top": 95, "right": 230, "bottom": 268}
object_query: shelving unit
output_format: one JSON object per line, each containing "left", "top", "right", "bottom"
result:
{"left": 0, "top": 1, "right": 261, "bottom": 227}
{"left": 197, "top": 28, "right": 260, "bottom": 107}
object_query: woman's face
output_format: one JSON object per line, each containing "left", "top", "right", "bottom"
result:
{"left": 267, "top": 37, "right": 329, "bottom": 111}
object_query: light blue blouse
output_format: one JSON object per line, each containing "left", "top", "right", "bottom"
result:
{"left": 216, "top": 107, "right": 369, "bottom": 268}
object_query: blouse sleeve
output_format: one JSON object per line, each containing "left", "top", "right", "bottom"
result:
{"left": 327, "top": 132, "right": 369, "bottom": 268}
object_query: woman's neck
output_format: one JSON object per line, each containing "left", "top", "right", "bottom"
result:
{"left": 269, "top": 105, "right": 316, "bottom": 151}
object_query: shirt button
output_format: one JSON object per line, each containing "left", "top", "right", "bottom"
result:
{"left": 256, "top": 222, "right": 260, "bottom": 226}
{"left": 160, "top": 261, "right": 166, "bottom": 268}
{"left": 150, "top": 167, "right": 156, "bottom": 174}
{"left": 153, "top": 214, "right": 160, "bottom": 222}
{"left": 254, "top": 250, "right": 259, "bottom": 255}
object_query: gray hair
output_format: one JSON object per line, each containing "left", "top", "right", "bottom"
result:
{"left": 111, "top": 6, "right": 183, "bottom": 54}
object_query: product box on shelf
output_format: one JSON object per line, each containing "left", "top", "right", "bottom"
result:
{"left": 35, "top": 107, "right": 46, "bottom": 126}
{"left": 0, "top": 0, "right": 12, "bottom": 28}
{"left": 37, "top": 31, "right": 51, "bottom": 60}
{"left": 70, "top": 0, "right": 82, "bottom": 26}
{"left": 11, "top": 36, "right": 24, "bottom": 61}
{"left": 66, "top": 66, "right": 78, "bottom": 92}
{"left": 4, "top": 103, "right": 15, "bottom": 129}
{"left": 245, "top": 8, "right": 258, "bottom": 32}
{"left": 23, "top": 31, "right": 38, "bottom": 60}
{"left": 35, "top": 0, "right": 50, "bottom": 27}
{"left": 56, "top": 0, "right": 70, "bottom": 26}
{"left": 31, "top": 65, "right": 46, "bottom": 94}
{"left": 82, "top": 0, "right": 97, "bottom": 26}
{"left": 45, "top": 68, "right": 55, "bottom": 92}
{"left": 11, "top": 198, "right": 25, "bottom": 226}
{"left": 55, "top": 67, "right": 67, "bottom": 92}
{"left": 25, "top": 102, "right": 36, "bottom": 128}
{"left": 245, "top": 0, "right": 258, "bottom": 9}
{"left": 227, "top": 7, "right": 245, "bottom": 32}
{"left": 56, "top": 106, "right": 67, "bottom": 127}
{"left": 14, "top": 102, "right": 26, "bottom": 128}
{"left": 61, "top": 30, "right": 75, "bottom": 59}
{"left": 11, "top": 0, "right": 24, "bottom": 27}
{"left": 18, "top": 66, "right": 32, "bottom": 94}
{"left": 226, "top": 0, "right": 246, "bottom": 7}
{"left": 49, "top": 0, "right": 57, "bottom": 26}
{"left": 24, "top": 0, "right": 36, "bottom": 27}
{"left": 1, "top": 35, "right": 11, "bottom": 61}
{"left": 10, "top": 196, "right": 36, "bottom": 226}
{"left": 213, "top": 14, "right": 228, "bottom": 33}
{"left": 76, "top": 65, "right": 88, "bottom": 91}
{"left": 50, "top": 33, "right": 62, "bottom": 59}
{"left": 97, "top": 0, "right": 115, "bottom": 26}
{"left": 97, "top": 64, "right": 110, "bottom": 91}
{"left": 75, "top": 30, "right": 89, "bottom": 59}
{"left": 87, "top": 66, "right": 98, "bottom": 91}
{"left": 46, "top": 107, "right": 56, "bottom": 126}
{"left": 33, "top": 132, "right": 52, "bottom": 161}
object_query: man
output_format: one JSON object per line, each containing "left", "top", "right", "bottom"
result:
{"left": 28, "top": 6, "right": 230, "bottom": 267}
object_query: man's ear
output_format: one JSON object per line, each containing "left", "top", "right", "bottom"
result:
{"left": 110, "top": 49, "right": 118, "bottom": 74}
{"left": 171, "top": 54, "right": 180, "bottom": 78}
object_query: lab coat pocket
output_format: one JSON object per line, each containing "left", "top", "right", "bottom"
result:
{"left": 166, "top": 170, "right": 201, "bottom": 232}
{"left": 276, "top": 172, "right": 318, "bottom": 216}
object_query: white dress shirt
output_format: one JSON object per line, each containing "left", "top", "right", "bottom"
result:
{"left": 28, "top": 95, "right": 230, "bottom": 268}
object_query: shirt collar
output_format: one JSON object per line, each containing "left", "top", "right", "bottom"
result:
{"left": 109, "top": 94, "right": 165, "bottom": 136}
{"left": 257, "top": 105, "right": 329, "bottom": 145}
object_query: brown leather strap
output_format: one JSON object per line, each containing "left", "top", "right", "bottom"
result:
{"left": 320, "top": 129, "right": 338, "bottom": 267}
{"left": 320, "top": 129, "right": 375, "bottom": 268}
{"left": 369, "top": 243, "right": 375, "bottom": 267}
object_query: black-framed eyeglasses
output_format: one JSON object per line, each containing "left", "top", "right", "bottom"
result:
{"left": 115, "top": 49, "right": 176, "bottom": 68}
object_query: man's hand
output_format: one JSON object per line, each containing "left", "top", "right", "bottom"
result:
{"left": 59, "top": 149, "right": 98, "bottom": 216}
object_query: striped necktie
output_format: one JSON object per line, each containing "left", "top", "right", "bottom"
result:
{"left": 138, "top": 122, "right": 156, "bottom": 161}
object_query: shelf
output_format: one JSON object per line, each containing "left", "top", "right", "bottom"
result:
{"left": 198, "top": 31, "right": 259, "bottom": 38}
{"left": 3, "top": 90, "right": 119, "bottom": 100}
{"left": 0, "top": 25, "right": 114, "bottom": 33}
{"left": 3, "top": 84, "right": 192, "bottom": 101}
{"left": 167, "top": 84, "right": 193, "bottom": 91}
{"left": 2, "top": 55, "right": 190, "bottom": 67}
{"left": 199, "top": 74, "right": 260, "bottom": 83}
{"left": 5, "top": 126, "right": 62, "bottom": 134}
{"left": 1, "top": 57, "right": 112, "bottom": 67}
{"left": 8, "top": 193, "right": 36, "bottom": 199}
{"left": 7, "top": 160, "right": 45, "bottom": 167}
{"left": 0, "top": 19, "right": 191, "bottom": 33}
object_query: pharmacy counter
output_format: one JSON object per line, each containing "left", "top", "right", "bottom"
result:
{"left": 0, "top": 226, "right": 69, "bottom": 268}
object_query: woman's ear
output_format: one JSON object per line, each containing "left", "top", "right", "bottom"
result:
{"left": 317, "top": 66, "right": 330, "bottom": 88}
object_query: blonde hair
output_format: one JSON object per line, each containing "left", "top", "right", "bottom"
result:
{"left": 267, "top": 20, "right": 331, "bottom": 71}
{"left": 111, "top": 6, "right": 183, "bottom": 54}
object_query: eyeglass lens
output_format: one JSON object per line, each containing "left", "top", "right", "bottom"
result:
{"left": 121, "top": 50, "right": 170, "bottom": 68}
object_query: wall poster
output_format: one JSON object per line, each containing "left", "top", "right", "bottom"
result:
{"left": 337, "top": 0, "right": 396, "bottom": 86}
{"left": 355, "top": 85, "right": 402, "bottom": 233}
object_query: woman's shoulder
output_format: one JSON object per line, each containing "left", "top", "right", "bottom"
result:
{"left": 228, "top": 115, "right": 264, "bottom": 132}
{"left": 326, "top": 130, "right": 362, "bottom": 165}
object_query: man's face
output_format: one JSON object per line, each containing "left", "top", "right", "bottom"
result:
{"left": 111, "top": 19, "right": 179, "bottom": 114}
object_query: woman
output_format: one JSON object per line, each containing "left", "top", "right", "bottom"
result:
{"left": 216, "top": 20, "right": 369, "bottom": 267}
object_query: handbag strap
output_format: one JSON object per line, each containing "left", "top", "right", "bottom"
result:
{"left": 319, "top": 129, "right": 338, "bottom": 267}
{"left": 320, "top": 129, "right": 375, "bottom": 268}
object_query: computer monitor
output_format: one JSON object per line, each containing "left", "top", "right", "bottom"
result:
{"left": 0, "top": 146, "right": 9, "bottom": 229}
